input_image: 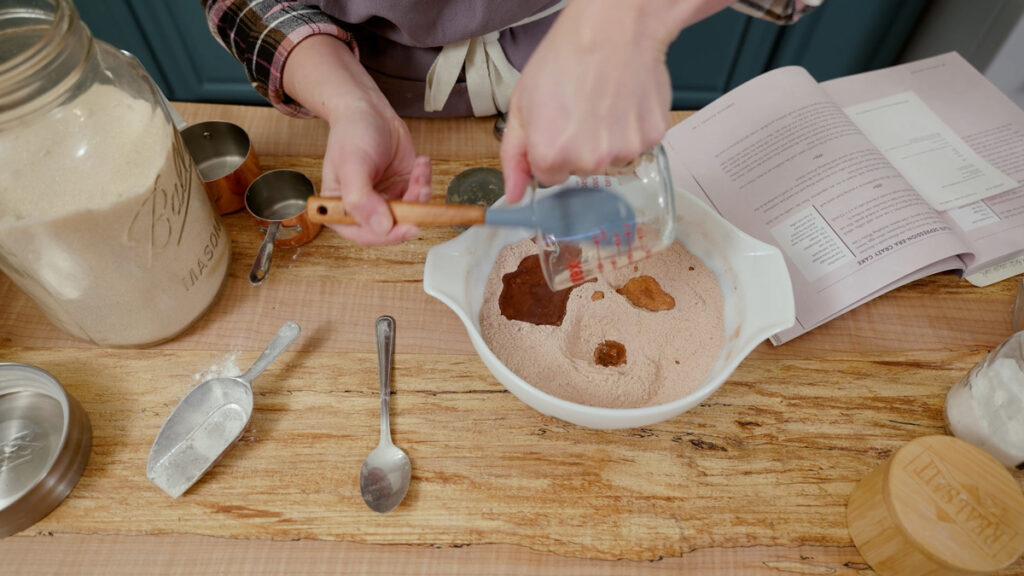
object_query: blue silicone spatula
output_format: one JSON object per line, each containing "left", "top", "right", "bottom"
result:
{"left": 307, "top": 187, "right": 635, "bottom": 242}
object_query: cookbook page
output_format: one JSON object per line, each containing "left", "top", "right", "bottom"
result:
{"left": 820, "top": 52, "right": 1024, "bottom": 286}
{"left": 664, "top": 66, "right": 968, "bottom": 343}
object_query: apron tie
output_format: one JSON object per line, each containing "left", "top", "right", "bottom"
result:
{"left": 424, "top": 1, "right": 567, "bottom": 116}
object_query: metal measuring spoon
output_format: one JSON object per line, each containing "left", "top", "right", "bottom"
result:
{"left": 359, "top": 315, "right": 411, "bottom": 513}
{"left": 147, "top": 321, "right": 300, "bottom": 498}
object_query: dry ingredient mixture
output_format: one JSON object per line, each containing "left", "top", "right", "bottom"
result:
{"left": 480, "top": 239, "right": 724, "bottom": 408}
{"left": 0, "top": 84, "right": 229, "bottom": 346}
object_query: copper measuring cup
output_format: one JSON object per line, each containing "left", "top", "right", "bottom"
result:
{"left": 181, "top": 121, "right": 261, "bottom": 214}
{"left": 245, "top": 169, "right": 322, "bottom": 286}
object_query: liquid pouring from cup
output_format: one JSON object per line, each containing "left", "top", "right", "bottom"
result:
{"left": 529, "top": 145, "right": 676, "bottom": 290}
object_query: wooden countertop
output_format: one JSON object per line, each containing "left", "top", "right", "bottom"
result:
{"left": 2, "top": 102, "right": 1022, "bottom": 575}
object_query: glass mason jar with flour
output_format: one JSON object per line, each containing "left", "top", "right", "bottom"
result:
{"left": 945, "top": 331, "right": 1024, "bottom": 468}
{"left": 0, "top": 0, "right": 230, "bottom": 346}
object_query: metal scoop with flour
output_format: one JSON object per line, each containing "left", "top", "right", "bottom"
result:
{"left": 146, "top": 321, "right": 300, "bottom": 498}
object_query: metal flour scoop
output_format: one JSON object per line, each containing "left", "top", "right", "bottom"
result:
{"left": 147, "top": 321, "right": 300, "bottom": 498}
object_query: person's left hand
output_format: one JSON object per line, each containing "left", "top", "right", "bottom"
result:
{"left": 283, "top": 34, "right": 432, "bottom": 246}
{"left": 500, "top": 0, "right": 673, "bottom": 204}
{"left": 320, "top": 96, "right": 431, "bottom": 246}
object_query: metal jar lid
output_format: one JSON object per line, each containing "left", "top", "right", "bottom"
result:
{"left": 0, "top": 362, "right": 91, "bottom": 537}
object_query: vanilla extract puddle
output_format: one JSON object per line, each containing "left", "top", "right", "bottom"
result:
{"left": 498, "top": 254, "right": 577, "bottom": 326}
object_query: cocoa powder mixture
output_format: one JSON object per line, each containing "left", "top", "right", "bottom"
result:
{"left": 479, "top": 239, "right": 725, "bottom": 409}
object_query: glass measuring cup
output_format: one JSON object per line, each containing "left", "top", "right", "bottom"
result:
{"left": 528, "top": 145, "right": 676, "bottom": 290}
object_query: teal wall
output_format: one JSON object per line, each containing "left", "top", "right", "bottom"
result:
{"left": 665, "top": 0, "right": 928, "bottom": 107}
{"left": 77, "top": 0, "right": 266, "bottom": 105}
{"left": 76, "top": 0, "right": 928, "bottom": 109}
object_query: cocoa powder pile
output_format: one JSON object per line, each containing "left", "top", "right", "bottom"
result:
{"left": 479, "top": 239, "right": 725, "bottom": 409}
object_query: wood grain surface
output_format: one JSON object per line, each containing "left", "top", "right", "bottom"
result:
{"left": 1, "top": 103, "right": 1022, "bottom": 575}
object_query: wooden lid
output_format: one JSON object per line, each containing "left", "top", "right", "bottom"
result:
{"left": 887, "top": 435, "right": 1024, "bottom": 572}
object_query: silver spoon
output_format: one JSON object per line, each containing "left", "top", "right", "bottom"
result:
{"left": 359, "top": 315, "right": 411, "bottom": 513}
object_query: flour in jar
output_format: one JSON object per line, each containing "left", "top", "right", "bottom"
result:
{"left": 0, "top": 84, "right": 229, "bottom": 346}
{"left": 479, "top": 239, "right": 725, "bottom": 409}
{"left": 945, "top": 332, "right": 1024, "bottom": 468}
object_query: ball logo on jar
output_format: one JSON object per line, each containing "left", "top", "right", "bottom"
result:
{"left": 126, "top": 133, "right": 193, "bottom": 263}
{"left": 0, "top": 429, "right": 42, "bottom": 473}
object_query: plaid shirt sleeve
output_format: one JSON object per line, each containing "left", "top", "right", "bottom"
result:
{"left": 200, "top": 0, "right": 822, "bottom": 117}
{"left": 730, "top": 0, "right": 823, "bottom": 24}
{"left": 201, "top": 0, "right": 356, "bottom": 117}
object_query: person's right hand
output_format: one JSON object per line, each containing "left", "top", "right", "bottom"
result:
{"left": 284, "top": 35, "right": 432, "bottom": 246}
{"left": 500, "top": 0, "right": 736, "bottom": 204}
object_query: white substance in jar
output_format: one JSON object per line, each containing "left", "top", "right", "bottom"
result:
{"left": 0, "top": 84, "right": 229, "bottom": 346}
{"left": 945, "top": 336, "right": 1024, "bottom": 468}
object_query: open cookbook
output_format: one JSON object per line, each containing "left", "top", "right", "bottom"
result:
{"left": 663, "top": 52, "right": 1024, "bottom": 344}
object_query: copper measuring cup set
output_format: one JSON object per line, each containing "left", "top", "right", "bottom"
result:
{"left": 181, "top": 121, "right": 322, "bottom": 285}
{"left": 181, "top": 121, "right": 260, "bottom": 215}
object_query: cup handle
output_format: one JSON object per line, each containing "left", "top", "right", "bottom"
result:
{"left": 249, "top": 222, "right": 280, "bottom": 286}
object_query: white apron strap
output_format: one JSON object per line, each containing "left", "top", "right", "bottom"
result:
{"left": 424, "top": 0, "right": 568, "bottom": 116}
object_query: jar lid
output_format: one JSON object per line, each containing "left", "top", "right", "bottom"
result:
{"left": 887, "top": 435, "right": 1024, "bottom": 572}
{"left": 0, "top": 363, "right": 91, "bottom": 537}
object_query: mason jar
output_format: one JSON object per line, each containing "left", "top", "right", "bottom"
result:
{"left": 0, "top": 0, "right": 230, "bottom": 346}
{"left": 945, "top": 331, "right": 1024, "bottom": 468}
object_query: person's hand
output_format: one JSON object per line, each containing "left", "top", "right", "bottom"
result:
{"left": 500, "top": 0, "right": 733, "bottom": 203}
{"left": 320, "top": 96, "right": 431, "bottom": 245}
{"left": 284, "top": 35, "right": 431, "bottom": 245}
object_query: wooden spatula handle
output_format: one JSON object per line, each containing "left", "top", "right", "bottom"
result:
{"left": 307, "top": 197, "right": 487, "bottom": 227}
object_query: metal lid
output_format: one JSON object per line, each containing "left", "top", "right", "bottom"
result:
{"left": 445, "top": 167, "right": 504, "bottom": 232}
{"left": 0, "top": 363, "right": 91, "bottom": 537}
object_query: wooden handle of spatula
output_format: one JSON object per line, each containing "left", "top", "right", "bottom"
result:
{"left": 307, "top": 197, "right": 487, "bottom": 227}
